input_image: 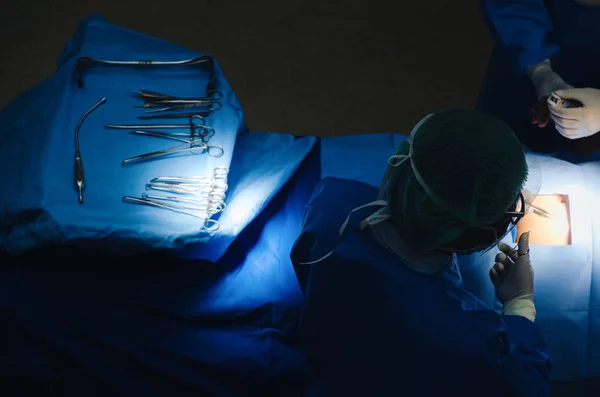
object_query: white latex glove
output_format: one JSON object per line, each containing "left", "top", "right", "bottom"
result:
{"left": 548, "top": 88, "right": 600, "bottom": 139}
{"left": 526, "top": 59, "right": 573, "bottom": 100}
{"left": 490, "top": 232, "right": 536, "bottom": 322}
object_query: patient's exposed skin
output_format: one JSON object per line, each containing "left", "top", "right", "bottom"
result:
{"left": 517, "top": 195, "right": 571, "bottom": 246}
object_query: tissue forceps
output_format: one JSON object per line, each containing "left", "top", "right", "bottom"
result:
{"left": 529, "top": 204, "right": 552, "bottom": 219}
{"left": 122, "top": 141, "right": 224, "bottom": 166}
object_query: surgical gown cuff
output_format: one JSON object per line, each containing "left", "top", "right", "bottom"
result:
{"left": 525, "top": 59, "right": 552, "bottom": 79}
{"left": 502, "top": 298, "right": 536, "bottom": 322}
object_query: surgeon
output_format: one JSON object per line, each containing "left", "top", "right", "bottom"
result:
{"left": 291, "top": 110, "right": 551, "bottom": 396}
{"left": 477, "top": 0, "right": 600, "bottom": 155}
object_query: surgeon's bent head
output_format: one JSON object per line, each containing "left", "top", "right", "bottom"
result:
{"left": 386, "top": 109, "right": 528, "bottom": 254}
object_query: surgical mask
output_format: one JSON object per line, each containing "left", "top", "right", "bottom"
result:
{"left": 298, "top": 114, "right": 434, "bottom": 266}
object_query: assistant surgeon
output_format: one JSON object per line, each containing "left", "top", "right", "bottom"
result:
{"left": 477, "top": 0, "right": 600, "bottom": 155}
{"left": 291, "top": 110, "right": 551, "bottom": 396}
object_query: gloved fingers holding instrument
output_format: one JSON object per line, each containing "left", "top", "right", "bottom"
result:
{"left": 548, "top": 88, "right": 600, "bottom": 140}
{"left": 490, "top": 231, "right": 536, "bottom": 322}
{"left": 526, "top": 59, "right": 573, "bottom": 129}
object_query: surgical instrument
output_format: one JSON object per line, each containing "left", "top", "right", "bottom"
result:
{"left": 145, "top": 181, "right": 227, "bottom": 196}
{"left": 132, "top": 89, "right": 223, "bottom": 101}
{"left": 122, "top": 167, "right": 228, "bottom": 231}
{"left": 530, "top": 205, "right": 552, "bottom": 219}
{"left": 75, "top": 56, "right": 217, "bottom": 92}
{"left": 106, "top": 114, "right": 209, "bottom": 129}
{"left": 74, "top": 97, "right": 107, "bottom": 204}
{"left": 507, "top": 240, "right": 532, "bottom": 258}
{"left": 122, "top": 141, "right": 224, "bottom": 166}
{"left": 107, "top": 114, "right": 212, "bottom": 131}
{"left": 122, "top": 196, "right": 220, "bottom": 232}
{"left": 137, "top": 112, "right": 209, "bottom": 120}
{"left": 132, "top": 89, "right": 222, "bottom": 113}
{"left": 129, "top": 129, "right": 215, "bottom": 144}
{"left": 139, "top": 101, "right": 221, "bottom": 113}
{"left": 141, "top": 193, "right": 226, "bottom": 214}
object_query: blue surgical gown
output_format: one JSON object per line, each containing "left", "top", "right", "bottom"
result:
{"left": 291, "top": 177, "right": 552, "bottom": 396}
{"left": 477, "top": 0, "right": 600, "bottom": 156}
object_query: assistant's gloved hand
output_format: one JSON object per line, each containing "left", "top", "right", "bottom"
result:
{"left": 527, "top": 59, "right": 573, "bottom": 128}
{"left": 490, "top": 232, "right": 536, "bottom": 322}
{"left": 548, "top": 88, "right": 600, "bottom": 139}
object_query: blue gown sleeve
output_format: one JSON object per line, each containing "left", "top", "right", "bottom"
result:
{"left": 479, "top": 0, "right": 560, "bottom": 74}
{"left": 498, "top": 315, "right": 552, "bottom": 396}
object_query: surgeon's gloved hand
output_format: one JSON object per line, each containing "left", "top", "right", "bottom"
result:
{"left": 527, "top": 59, "right": 573, "bottom": 128}
{"left": 548, "top": 88, "right": 600, "bottom": 139}
{"left": 490, "top": 232, "right": 536, "bottom": 322}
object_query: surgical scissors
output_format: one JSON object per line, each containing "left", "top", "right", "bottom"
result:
{"left": 122, "top": 140, "right": 224, "bottom": 166}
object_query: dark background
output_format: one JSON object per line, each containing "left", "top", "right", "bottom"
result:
{"left": 0, "top": 0, "right": 491, "bottom": 136}
{"left": 1, "top": 0, "right": 593, "bottom": 395}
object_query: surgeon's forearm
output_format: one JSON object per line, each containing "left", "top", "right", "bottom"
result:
{"left": 503, "top": 298, "right": 536, "bottom": 322}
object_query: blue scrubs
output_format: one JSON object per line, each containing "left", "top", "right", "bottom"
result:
{"left": 477, "top": 0, "right": 600, "bottom": 155}
{"left": 291, "top": 178, "right": 552, "bottom": 396}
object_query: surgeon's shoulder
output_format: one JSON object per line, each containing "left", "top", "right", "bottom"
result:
{"left": 307, "top": 177, "right": 379, "bottom": 209}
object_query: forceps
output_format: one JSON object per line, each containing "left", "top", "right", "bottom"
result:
{"left": 140, "top": 193, "right": 227, "bottom": 214}
{"left": 137, "top": 112, "right": 209, "bottom": 120}
{"left": 106, "top": 114, "right": 212, "bottom": 134}
{"left": 145, "top": 180, "right": 228, "bottom": 196}
{"left": 529, "top": 204, "right": 552, "bottom": 219}
{"left": 122, "top": 140, "right": 224, "bottom": 166}
{"left": 122, "top": 196, "right": 220, "bottom": 231}
{"left": 133, "top": 89, "right": 222, "bottom": 101}
{"left": 129, "top": 129, "right": 215, "bottom": 143}
{"left": 132, "top": 90, "right": 222, "bottom": 113}
{"left": 138, "top": 102, "right": 222, "bottom": 113}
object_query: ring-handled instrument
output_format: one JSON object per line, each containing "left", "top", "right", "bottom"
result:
{"left": 132, "top": 89, "right": 222, "bottom": 102}
{"left": 106, "top": 115, "right": 214, "bottom": 141}
{"left": 122, "top": 140, "right": 224, "bottom": 166}
{"left": 121, "top": 196, "right": 220, "bottom": 232}
{"left": 132, "top": 89, "right": 222, "bottom": 113}
{"left": 137, "top": 101, "right": 221, "bottom": 113}
{"left": 137, "top": 112, "right": 209, "bottom": 120}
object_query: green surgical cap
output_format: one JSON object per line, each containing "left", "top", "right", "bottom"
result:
{"left": 385, "top": 109, "right": 528, "bottom": 251}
